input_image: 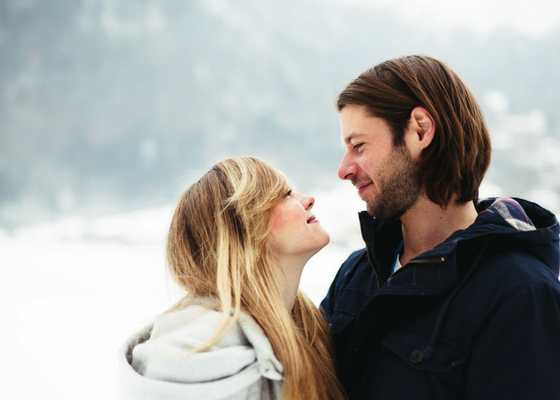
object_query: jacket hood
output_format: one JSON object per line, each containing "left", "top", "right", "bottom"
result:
{"left": 430, "top": 197, "right": 558, "bottom": 271}
{"left": 119, "top": 303, "right": 283, "bottom": 400}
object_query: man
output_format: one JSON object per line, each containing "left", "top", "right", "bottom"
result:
{"left": 321, "top": 55, "right": 560, "bottom": 399}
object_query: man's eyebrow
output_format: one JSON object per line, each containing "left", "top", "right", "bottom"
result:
{"left": 342, "top": 132, "right": 367, "bottom": 146}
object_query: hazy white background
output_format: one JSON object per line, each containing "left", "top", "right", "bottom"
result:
{"left": 1, "top": 0, "right": 560, "bottom": 399}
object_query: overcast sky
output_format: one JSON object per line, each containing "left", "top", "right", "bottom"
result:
{"left": 332, "top": 0, "right": 560, "bottom": 38}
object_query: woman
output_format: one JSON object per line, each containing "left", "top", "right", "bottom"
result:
{"left": 119, "top": 157, "right": 345, "bottom": 400}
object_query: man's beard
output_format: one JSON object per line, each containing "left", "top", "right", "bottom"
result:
{"left": 364, "top": 144, "right": 423, "bottom": 220}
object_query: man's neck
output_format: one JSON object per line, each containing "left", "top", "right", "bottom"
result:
{"left": 399, "top": 195, "right": 478, "bottom": 265}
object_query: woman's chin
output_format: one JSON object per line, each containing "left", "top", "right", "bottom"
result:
{"left": 309, "top": 236, "right": 331, "bottom": 259}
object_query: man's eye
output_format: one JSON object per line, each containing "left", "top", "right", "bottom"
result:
{"left": 353, "top": 143, "right": 363, "bottom": 151}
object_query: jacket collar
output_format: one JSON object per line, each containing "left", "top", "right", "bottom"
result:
{"left": 359, "top": 197, "right": 560, "bottom": 295}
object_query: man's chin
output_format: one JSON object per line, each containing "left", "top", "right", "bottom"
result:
{"left": 366, "top": 202, "right": 407, "bottom": 220}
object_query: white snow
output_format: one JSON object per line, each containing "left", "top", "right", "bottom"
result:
{"left": 0, "top": 182, "right": 363, "bottom": 400}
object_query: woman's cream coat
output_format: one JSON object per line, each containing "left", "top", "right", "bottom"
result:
{"left": 119, "top": 299, "right": 283, "bottom": 400}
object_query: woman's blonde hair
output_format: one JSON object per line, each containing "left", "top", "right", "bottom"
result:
{"left": 166, "top": 156, "right": 345, "bottom": 400}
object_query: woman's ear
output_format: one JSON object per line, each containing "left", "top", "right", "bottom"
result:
{"left": 405, "top": 106, "right": 435, "bottom": 158}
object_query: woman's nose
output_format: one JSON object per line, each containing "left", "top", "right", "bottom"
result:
{"left": 302, "top": 194, "right": 315, "bottom": 210}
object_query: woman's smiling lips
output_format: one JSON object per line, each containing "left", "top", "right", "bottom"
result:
{"left": 307, "top": 215, "right": 318, "bottom": 224}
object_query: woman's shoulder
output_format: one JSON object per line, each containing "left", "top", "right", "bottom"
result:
{"left": 119, "top": 300, "right": 283, "bottom": 400}
{"left": 131, "top": 305, "right": 260, "bottom": 380}
{"left": 148, "top": 303, "right": 246, "bottom": 348}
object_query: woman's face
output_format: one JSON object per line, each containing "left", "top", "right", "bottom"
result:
{"left": 268, "top": 191, "right": 330, "bottom": 262}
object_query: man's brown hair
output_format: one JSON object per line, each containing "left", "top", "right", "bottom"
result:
{"left": 337, "top": 55, "right": 491, "bottom": 206}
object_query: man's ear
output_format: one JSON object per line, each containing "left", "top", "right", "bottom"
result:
{"left": 406, "top": 107, "right": 435, "bottom": 158}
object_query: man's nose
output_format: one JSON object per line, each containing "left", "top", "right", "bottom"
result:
{"left": 338, "top": 152, "right": 357, "bottom": 180}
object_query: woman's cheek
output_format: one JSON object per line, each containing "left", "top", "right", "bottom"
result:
{"left": 271, "top": 203, "right": 301, "bottom": 232}
{"left": 270, "top": 207, "right": 288, "bottom": 232}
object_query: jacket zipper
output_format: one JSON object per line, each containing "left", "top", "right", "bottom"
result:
{"left": 387, "top": 256, "right": 446, "bottom": 280}
{"left": 365, "top": 245, "right": 381, "bottom": 289}
{"left": 407, "top": 257, "right": 445, "bottom": 265}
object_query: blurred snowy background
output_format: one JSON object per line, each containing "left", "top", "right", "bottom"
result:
{"left": 2, "top": 0, "right": 560, "bottom": 398}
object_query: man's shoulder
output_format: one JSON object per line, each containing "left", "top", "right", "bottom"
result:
{"left": 453, "top": 236, "right": 560, "bottom": 319}
{"left": 478, "top": 242, "right": 560, "bottom": 288}
{"left": 460, "top": 196, "right": 560, "bottom": 287}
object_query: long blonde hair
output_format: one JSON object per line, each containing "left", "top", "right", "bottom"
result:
{"left": 166, "top": 156, "right": 345, "bottom": 400}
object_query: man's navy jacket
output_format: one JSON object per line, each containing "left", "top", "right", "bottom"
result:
{"left": 321, "top": 198, "right": 560, "bottom": 399}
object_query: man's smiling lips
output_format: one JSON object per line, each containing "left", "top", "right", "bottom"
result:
{"left": 356, "top": 182, "right": 373, "bottom": 196}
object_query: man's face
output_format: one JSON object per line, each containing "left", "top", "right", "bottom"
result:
{"left": 338, "top": 104, "right": 422, "bottom": 219}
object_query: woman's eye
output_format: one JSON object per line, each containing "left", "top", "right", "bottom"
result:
{"left": 286, "top": 190, "right": 292, "bottom": 197}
